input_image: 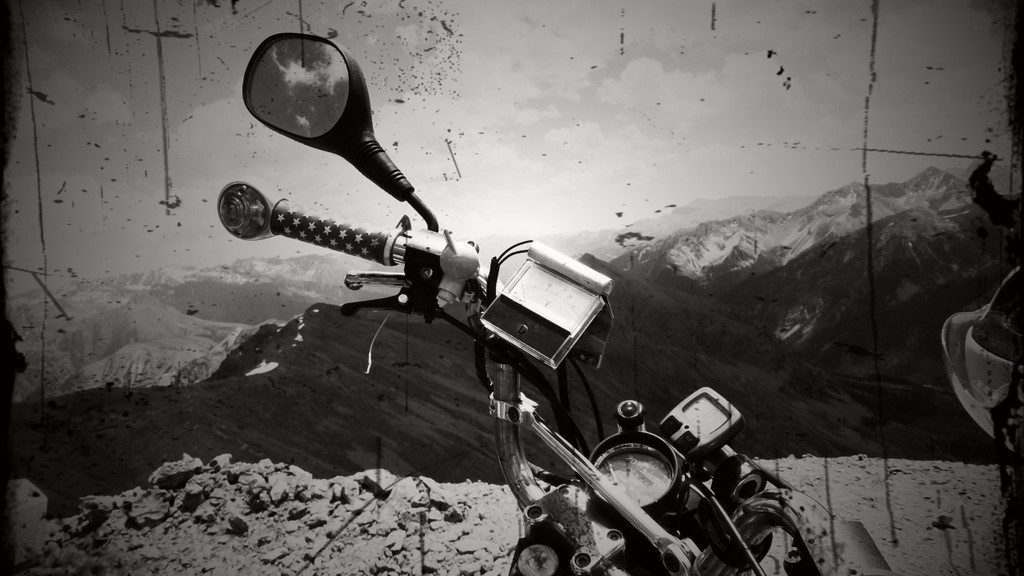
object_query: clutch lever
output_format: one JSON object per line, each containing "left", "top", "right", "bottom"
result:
{"left": 344, "top": 271, "right": 409, "bottom": 290}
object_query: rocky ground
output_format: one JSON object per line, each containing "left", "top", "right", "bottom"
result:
{"left": 5, "top": 454, "right": 1009, "bottom": 576}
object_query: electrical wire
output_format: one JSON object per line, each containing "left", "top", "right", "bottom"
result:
{"left": 498, "top": 249, "right": 530, "bottom": 266}
{"left": 498, "top": 240, "right": 532, "bottom": 263}
{"left": 557, "top": 363, "right": 571, "bottom": 416}
{"left": 691, "top": 481, "right": 770, "bottom": 576}
{"left": 436, "top": 309, "right": 591, "bottom": 454}
{"left": 473, "top": 340, "right": 493, "bottom": 394}
{"left": 557, "top": 363, "right": 583, "bottom": 452}
{"left": 570, "top": 356, "right": 605, "bottom": 442}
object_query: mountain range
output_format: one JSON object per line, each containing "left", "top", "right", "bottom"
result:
{"left": 7, "top": 165, "right": 1009, "bottom": 516}
{"left": 6, "top": 254, "right": 382, "bottom": 402}
{"left": 527, "top": 193, "right": 819, "bottom": 262}
{"left": 609, "top": 167, "right": 973, "bottom": 289}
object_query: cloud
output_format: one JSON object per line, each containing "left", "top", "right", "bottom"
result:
{"left": 597, "top": 57, "right": 737, "bottom": 130}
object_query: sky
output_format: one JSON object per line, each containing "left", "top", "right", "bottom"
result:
{"left": 2, "top": 0, "right": 1018, "bottom": 293}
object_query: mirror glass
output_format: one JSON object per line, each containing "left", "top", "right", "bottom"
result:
{"left": 246, "top": 37, "right": 350, "bottom": 138}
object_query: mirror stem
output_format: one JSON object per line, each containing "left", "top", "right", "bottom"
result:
{"left": 408, "top": 193, "right": 439, "bottom": 232}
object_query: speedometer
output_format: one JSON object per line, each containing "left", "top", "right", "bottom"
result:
{"left": 590, "top": 431, "right": 683, "bottom": 516}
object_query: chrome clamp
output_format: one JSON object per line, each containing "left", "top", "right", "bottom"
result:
{"left": 489, "top": 393, "right": 539, "bottom": 426}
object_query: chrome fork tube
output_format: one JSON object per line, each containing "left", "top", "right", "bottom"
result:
{"left": 489, "top": 360, "right": 545, "bottom": 508}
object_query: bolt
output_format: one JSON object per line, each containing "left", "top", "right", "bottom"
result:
{"left": 516, "top": 324, "right": 529, "bottom": 335}
{"left": 420, "top": 267, "right": 433, "bottom": 279}
{"left": 662, "top": 551, "right": 682, "bottom": 573}
{"left": 397, "top": 294, "right": 409, "bottom": 305}
{"left": 607, "top": 530, "right": 622, "bottom": 541}
{"left": 525, "top": 505, "right": 543, "bottom": 520}
{"left": 507, "top": 407, "right": 520, "bottom": 424}
{"left": 573, "top": 553, "right": 591, "bottom": 568}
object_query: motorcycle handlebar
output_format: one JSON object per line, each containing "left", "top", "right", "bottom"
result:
{"left": 268, "top": 201, "right": 396, "bottom": 265}
{"left": 218, "top": 181, "right": 400, "bottom": 266}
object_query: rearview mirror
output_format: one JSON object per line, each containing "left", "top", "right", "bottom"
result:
{"left": 245, "top": 35, "right": 350, "bottom": 138}
{"left": 243, "top": 33, "right": 418, "bottom": 208}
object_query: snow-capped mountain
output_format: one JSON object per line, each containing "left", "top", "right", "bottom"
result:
{"left": 612, "top": 167, "right": 970, "bottom": 290}
{"left": 722, "top": 200, "right": 1010, "bottom": 388}
{"left": 478, "top": 193, "right": 819, "bottom": 264}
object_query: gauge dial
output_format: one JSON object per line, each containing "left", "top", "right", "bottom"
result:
{"left": 595, "top": 443, "right": 675, "bottom": 508}
{"left": 504, "top": 263, "right": 599, "bottom": 331}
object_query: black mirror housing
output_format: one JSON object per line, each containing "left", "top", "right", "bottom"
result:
{"left": 243, "top": 33, "right": 415, "bottom": 203}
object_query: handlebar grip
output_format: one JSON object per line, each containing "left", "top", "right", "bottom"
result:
{"left": 269, "top": 201, "right": 396, "bottom": 265}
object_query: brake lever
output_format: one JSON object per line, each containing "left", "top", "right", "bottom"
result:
{"left": 340, "top": 291, "right": 414, "bottom": 316}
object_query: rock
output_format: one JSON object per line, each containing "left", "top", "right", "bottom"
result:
{"left": 324, "top": 519, "right": 345, "bottom": 538}
{"left": 460, "top": 560, "right": 483, "bottom": 575}
{"left": 269, "top": 473, "right": 292, "bottom": 505}
{"left": 149, "top": 454, "right": 204, "bottom": 490}
{"left": 225, "top": 464, "right": 243, "bottom": 485}
{"left": 355, "top": 509, "right": 377, "bottom": 526}
{"left": 422, "top": 551, "right": 445, "bottom": 573}
{"left": 239, "top": 472, "right": 268, "bottom": 492}
{"left": 306, "top": 479, "right": 330, "bottom": 501}
{"left": 249, "top": 490, "right": 272, "bottom": 513}
{"left": 419, "top": 476, "right": 456, "bottom": 511}
{"left": 335, "top": 539, "right": 390, "bottom": 573}
{"left": 444, "top": 507, "right": 465, "bottom": 523}
{"left": 289, "top": 464, "right": 313, "bottom": 479}
{"left": 363, "top": 468, "right": 400, "bottom": 489}
{"left": 330, "top": 482, "right": 349, "bottom": 504}
{"left": 389, "top": 477, "right": 429, "bottom": 508}
{"left": 261, "top": 547, "right": 289, "bottom": 564}
{"left": 126, "top": 489, "right": 171, "bottom": 529}
{"left": 306, "top": 498, "right": 332, "bottom": 519}
{"left": 78, "top": 494, "right": 120, "bottom": 513}
{"left": 71, "top": 495, "right": 116, "bottom": 536}
{"left": 210, "top": 453, "right": 233, "bottom": 470}
{"left": 373, "top": 512, "right": 399, "bottom": 536}
{"left": 208, "top": 487, "right": 231, "bottom": 502}
{"left": 455, "top": 538, "right": 490, "bottom": 554}
{"left": 286, "top": 502, "right": 309, "bottom": 521}
{"left": 192, "top": 500, "right": 218, "bottom": 525}
{"left": 356, "top": 475, "right": 390, "bottom": 500}
{"left": 385, "top": 528, "right": 407, "bottom": 552}
{"left": 180, "top": 481, "right": 206, "bottom": 513}
{"left": 138, "top": 544, "right": 163, "bottom": 560}
{"left": 284, "top": 534, "right": 308, "bottom": 550}
{"left": 346, "top": 489, "right": 377, "bottom": 513}
{"left": 305, "top": 515, "right": 327, "bottom": 529}
{"left": 226, "top": 513, "right": 249, "bottom": 535}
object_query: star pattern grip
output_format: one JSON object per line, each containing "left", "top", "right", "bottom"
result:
{"left": 269, "top": 202, "right": 392, "bottom": 265}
